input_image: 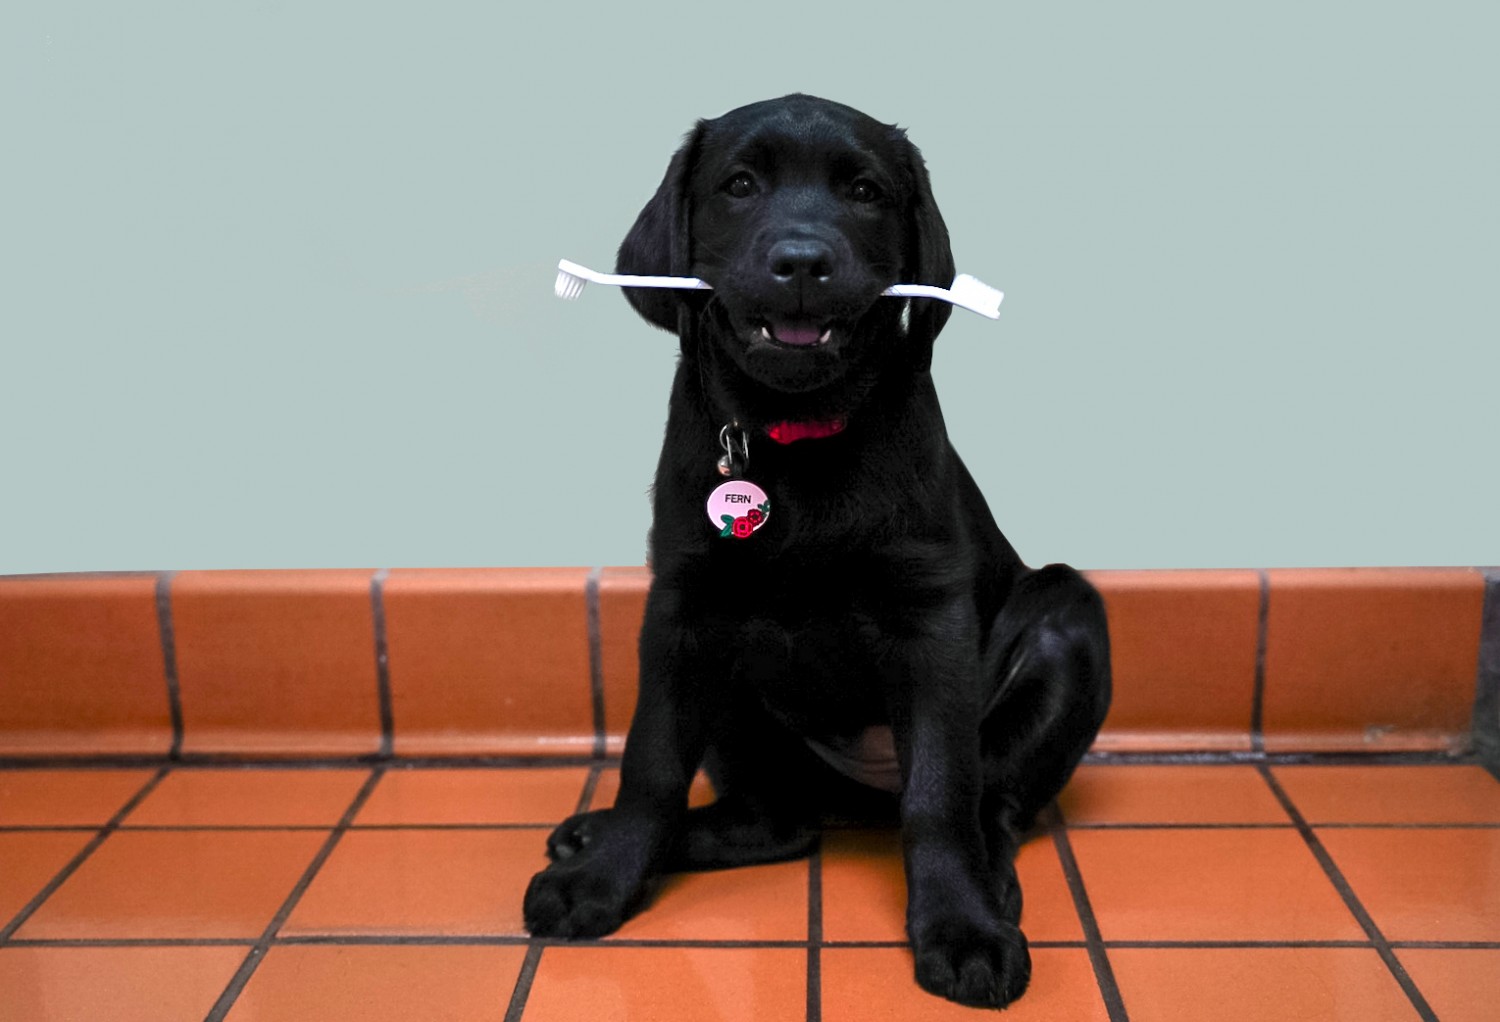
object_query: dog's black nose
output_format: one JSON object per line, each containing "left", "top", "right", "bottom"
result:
{"left": 767, "top": 239, "right": 835, "bottom": 283}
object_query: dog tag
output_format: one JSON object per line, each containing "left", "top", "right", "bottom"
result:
{"left": 706, "top": 479, "right": 770, "bottom": 539}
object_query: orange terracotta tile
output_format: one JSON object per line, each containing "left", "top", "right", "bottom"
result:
{"left": 0, "top": 946, "right": 248, "bottom": 1022}
{"left": 0, "top": 832, "right": 93, "bottom": 926}
{"left": 1395, "top": 949, "right": 1500, "bottom": 1022}
{"left": 588, "top": 767, "right": 717, "bottom": 811}
{"left": 355, "top": 767, "right": 590, "bottom": 825}
{"left": 1059, "top": 765, "right": 1290, "bottom": 825}
{"left": 383, "top": 568, "right": 593, "bottom": 757}
{"left": 1262, "top": 568, "right": 1485, "bottom": 751}
{"left": 1087, "top": 570, "right": 1261, "bottom": 752}
{"left": 126, "top": 768, "right": 370, "bottom": 827}
{"left": 1109, "top": 948, "right": 1417, "bottom": 1022}
{"left": 523, "top": 946, "right": 805, "bottom": 1022}
{"left": 1274, "top": 765, "right": 1500, "bottom": 824}
{"left": 171, "top": 570, "right": 381, "bottom": 756}
{"left": 1317, "top": 829, "right": 1500, "bottom": 941}
{"left": 819, "top": 830, "right": 906, "bottom": 942}
{"left": 611, "top": 859, "right": 808, "bottom": 942}
{"left": 281, "top": 828, "right": 542, "bottom": 936}
{"left": 0, "top": 575, "right": 172, "bottom": 755}
{"left": 13, "top": 830, "right": 325, "bottom": 939}
{"left": 226, "top": 945, "right": 528, "bottom": 1022}
{"left": 821, "top": 947, "right": 1108, "bottom": 1021}
{"left": 1068, "top": 829, "right": 1364, "bottom": 941}
{"left": 599, "top": 566, "right": 650, "bottom": 755}
{"left": 819, "top": 830, "right": 1082, "bottom": 943}
{"left": 0, "top": 769, "right": 155, "bottom": 826}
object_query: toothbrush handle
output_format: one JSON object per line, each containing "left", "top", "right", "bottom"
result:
{"left": 883, "top": 284, "right": 950, "bottom": 299}
{"left": 558, "top": 259, "right": 710, "bottom": 290}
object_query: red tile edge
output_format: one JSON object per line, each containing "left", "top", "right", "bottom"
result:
{"left": 0, "top": 567, "right": 1489, "bottom": 757}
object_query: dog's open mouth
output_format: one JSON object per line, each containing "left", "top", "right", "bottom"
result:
{"left": 754, "top": 317, "right": 834, "bottom": 348}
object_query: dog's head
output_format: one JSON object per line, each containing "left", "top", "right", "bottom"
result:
{"left": 617, "top": 94, "right": 955, "bottom": 394}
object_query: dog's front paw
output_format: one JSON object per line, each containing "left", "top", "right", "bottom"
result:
{"left": 911, "top": 916, "right": 1031, "bottom": 1009}
{"left": 523, "top": 858, "right": 639, "bottom": 939}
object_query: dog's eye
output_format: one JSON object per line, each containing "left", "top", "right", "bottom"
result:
{"left": 849, "top": 179, "right": 882, "bottom": 203}
{"left": 724, "top": 173, "right": 756, "bottom": 199}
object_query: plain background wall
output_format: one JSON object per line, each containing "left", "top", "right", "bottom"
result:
{"left": 3, "top": 1, "right": 1495, "bottom": 574}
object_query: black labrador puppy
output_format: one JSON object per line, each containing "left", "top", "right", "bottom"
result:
{"left": 524, "top": 94, "right": 1111, "bottom": 1010}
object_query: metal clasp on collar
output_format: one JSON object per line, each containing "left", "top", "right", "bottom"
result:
{"left": 717, "top": 423, "right": 750, "bottom": 478}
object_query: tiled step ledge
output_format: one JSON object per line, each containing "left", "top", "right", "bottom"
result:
{"left": 0, "top": 568, "right": 1495, "bottom": 763}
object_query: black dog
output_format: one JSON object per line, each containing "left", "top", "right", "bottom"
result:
{"left": 524, "top": 94, "right": 1111, "bottom": 1010}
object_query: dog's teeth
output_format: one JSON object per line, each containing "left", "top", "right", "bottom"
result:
{"left": 818, "top": 329, "right": 831, "bottom": 344}
{"left": 760, "top": 326, "right": 771, "bottom": 341}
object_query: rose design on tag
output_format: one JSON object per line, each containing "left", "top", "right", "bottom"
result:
{"left": 706, "top": 479, "right": 771, "bottom": 539}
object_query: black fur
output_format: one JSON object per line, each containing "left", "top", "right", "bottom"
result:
{"left": 524, "top": 94, "right": 1111, "bottom": 1010}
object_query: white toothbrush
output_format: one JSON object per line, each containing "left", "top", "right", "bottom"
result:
{"left": 554, "top": 259, "right": 1003, "bottom": 320}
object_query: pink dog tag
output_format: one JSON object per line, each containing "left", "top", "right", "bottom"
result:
{"left": 706, "top": 479, "right": 771, "bottom": 539}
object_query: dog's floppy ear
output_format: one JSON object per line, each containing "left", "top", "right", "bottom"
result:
{"left": 615, "top": 122, "right": 706, "bottom": 334}
{"left": 899, "top": 132, "right": 956, "bottom": 370}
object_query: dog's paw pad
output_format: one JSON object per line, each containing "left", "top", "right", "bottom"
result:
{"left": 913, "top": 921, "right": 1031, "bottom": 1009}
{"left": 522, "top": 865, "right": 627, "bottom": 940}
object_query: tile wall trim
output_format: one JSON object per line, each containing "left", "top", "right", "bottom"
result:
{"left": 0, "top": 567, "right": 1492, "bottom": 758}
{"left": 1473, "top": 567, "right": 1500, "bottom": 777}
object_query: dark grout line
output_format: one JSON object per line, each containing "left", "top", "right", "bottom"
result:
{"left": 1473, "top": 567, "right": 1500, "bottom": 780}
{"left": 1257, "top": 765, "right": 1439, "bottom": 1022}
{"left": 1071, "top": 820, "right": 1500, "bottom": 831}
{"left": 1048, "top": 805, "right": 1129, "bottom": 1022}
{"left": 0, "top": 767, "right": 170, "bottom": 943}
{"left": 154, "top": 572, "right": 184, "bottom": 760}
{"left": 371, "top": 569, "right": 395, "bottom": 759}
{"left": 9, "top": 818, "right": 1493, "bottom": 836}
{"left": 1310, "top": 821, "right": 1500, "bottom": 830}
{"left": 0, "top": 755, "right": 625, "bottom": 771}
{"left": 203, "top": 766, "right": 386, "bottom": 1022}
{"left": 575, "top": 763, "right": 603, "bottom": 815}
{"left": 586, "top": 566, "right": 607, "bottom": 761}
{"left": 1104, "top": 939, "right": 1374, "bottom": 950}
{"left": 0, "top": 749, "right": 1481, "bottom": 772}
{"left": 13, "top": 932, "right": 1500, "bottom": 952}
{"left": 1083, "top": 750, "right": 1476, "bottom": 767}
{"left": 280, "top": 934, "right": 533, "bottom": 947}
{"left": 91, "top": 823, "right": 557, "bottom": 832}
{"left": 8, "top": 937, "right": 257, "bottom": 948}
{"left": 503, "top": 943, "right": 545, "bottom": 1022}
{"left": 1250, "top": 570, "right": 1269, "bottom": 753}
{"left": 807, "top": 850, "right": 822, "bottom": 1022}
{"left": 1068, "top": 822, "right": 1296, "bottom": 831}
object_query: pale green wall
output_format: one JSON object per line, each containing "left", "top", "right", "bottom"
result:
{"left": 3, "top": 1, "right": 1495, "bottom": 572}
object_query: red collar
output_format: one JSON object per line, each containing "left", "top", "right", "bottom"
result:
{"left": 765, "top": 417, "right": 847, "bottom": 444}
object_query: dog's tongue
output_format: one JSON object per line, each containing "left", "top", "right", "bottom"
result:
{"left": 772, "top": 321, "right": 822, "bottom": 346}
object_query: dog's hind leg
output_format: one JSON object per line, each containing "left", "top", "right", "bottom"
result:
{"left": 978, "top": 563, "right": 1112, "bottom": 895}
{"left": 668, "top": 703, "right": 825, "bottom": 871}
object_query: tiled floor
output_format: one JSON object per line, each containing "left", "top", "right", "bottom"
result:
{"left": 0, "top": 760, "right": 1497, "bottom": 1021}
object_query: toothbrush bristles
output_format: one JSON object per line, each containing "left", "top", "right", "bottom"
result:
{"left": 950, "top": 274, "right": 1003, "bottom": 319}
{"left": 554, "top": 270, "right": 587, "bottom": 300}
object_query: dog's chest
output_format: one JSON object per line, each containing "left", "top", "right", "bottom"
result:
{"left": 726, "top": 604, "right": 887, "bottom": 734}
